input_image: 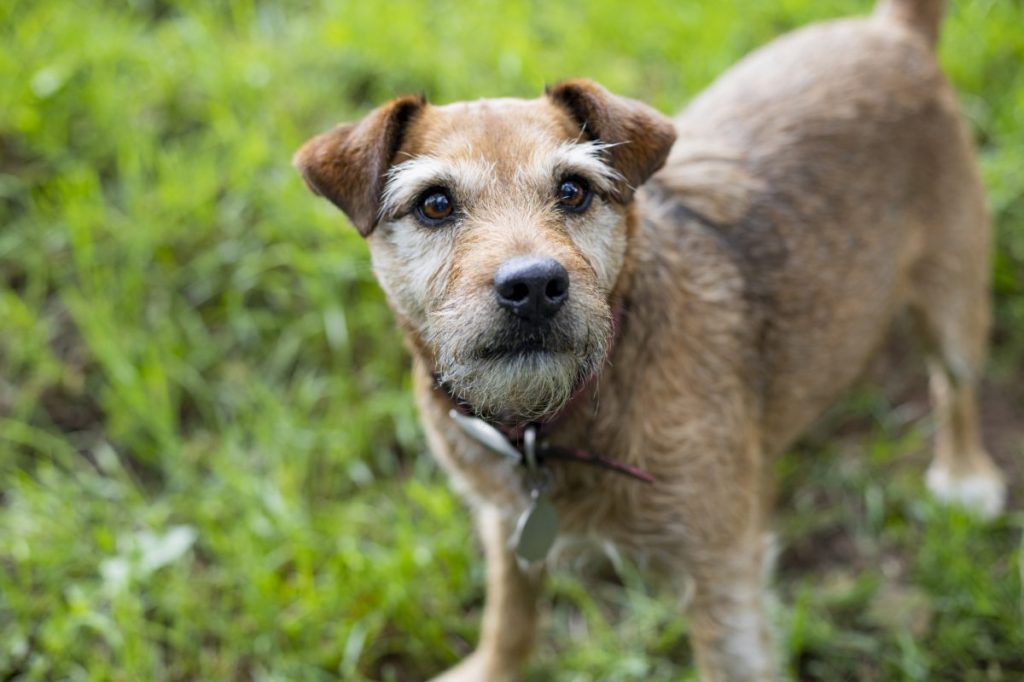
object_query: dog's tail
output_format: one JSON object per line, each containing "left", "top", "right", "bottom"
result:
{"left": 875, "top": 0, "right": 945, "bottom": 49}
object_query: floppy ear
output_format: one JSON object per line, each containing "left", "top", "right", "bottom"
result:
{"left": 546, "top": 79, "right": 676, "bottom": 200}
{"left": 293, "top": 94, "right": 426, "bottom": 236}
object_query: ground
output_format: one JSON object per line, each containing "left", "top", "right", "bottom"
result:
{"left": 1, "top": 1, "right": 1023, "bottom": 680}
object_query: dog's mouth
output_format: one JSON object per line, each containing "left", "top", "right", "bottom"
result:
{"left": 428, "top": 299, "right": 613, "bottom": 422}
{"left": 440, "top": 331, "right": 603, "bottom": 422}
{"left": 474, "top": 320, "right": 578, "bottom": 360}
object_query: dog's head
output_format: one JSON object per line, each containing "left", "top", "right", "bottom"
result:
{"left": 295, "top": 80, "right": 675, "bottom": 423}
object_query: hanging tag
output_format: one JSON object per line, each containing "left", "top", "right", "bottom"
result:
{"left": 512, "top": 424, "right": 558, "bottom": 563}
{"left": 513, "top": 493, "right": 560, "bottom": 563}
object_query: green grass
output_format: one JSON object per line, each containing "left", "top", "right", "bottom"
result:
{"left": 1, "top": 0, "right": 1023, "bottom": 680}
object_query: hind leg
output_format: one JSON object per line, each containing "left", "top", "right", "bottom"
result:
{"left": 911, "top": 254, "right": 1006, "bottom": 519}
{"left": 924, "top": 360, "right": 1006, "bottom": 518}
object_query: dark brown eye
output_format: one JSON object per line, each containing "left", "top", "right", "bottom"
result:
{"left": 416, "top": 189, "right": 454, "bottom": 225}
{"left": 556, "top": 177, "right": 591, "bottom": 213}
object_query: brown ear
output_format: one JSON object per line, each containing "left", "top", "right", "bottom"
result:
{"left": 546, "top": 80, "right": 676, "bottom": 200}
{"left": 293, "top": 94, "right": 426, "bottom": 236}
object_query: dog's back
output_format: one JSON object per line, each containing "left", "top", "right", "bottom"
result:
{"left": 651, "top": 0, "right": 989, "bottom": 454}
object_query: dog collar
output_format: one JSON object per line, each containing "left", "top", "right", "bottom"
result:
{"left": 447, "top": 410, "right": 651, "bottom": 564}
{"left": 446, "top": 408, "right": 655, "bottom": 484}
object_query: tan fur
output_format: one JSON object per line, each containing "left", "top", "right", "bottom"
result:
{"left": 295, "top": 1, "right": 1005, "bottom": 679}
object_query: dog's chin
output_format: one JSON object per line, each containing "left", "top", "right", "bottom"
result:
{"left": 438, "top": 346, "right": 599, "bottom": 424}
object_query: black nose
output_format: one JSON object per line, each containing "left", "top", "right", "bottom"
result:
{"left": 494, "top": 256, "right": 570, "bottom": 324}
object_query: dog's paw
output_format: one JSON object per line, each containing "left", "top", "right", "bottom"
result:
{"left": 926, "top": 461, "right": 1007, "bottom": 520}
{"left": 430, "top": 652, "right": 519, "bottom": 682}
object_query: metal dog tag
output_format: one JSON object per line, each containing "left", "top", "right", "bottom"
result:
{"left": 448, "top": 409, "right": 522, "bottom": 462}
{"left": 512, "top": 493, "right": 559, "bottom": 563}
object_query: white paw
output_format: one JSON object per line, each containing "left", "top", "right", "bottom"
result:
{"left": 926, "top": 463, "right": 1007, "bottom": 520}
{"left": 430, "top": 652, "right": 519, "bottom": 682}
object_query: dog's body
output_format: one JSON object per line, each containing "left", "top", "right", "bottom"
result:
{"left": 296, "top": 1, "right": 1006, "bottom": 678}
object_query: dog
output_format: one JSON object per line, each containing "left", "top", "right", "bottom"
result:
{"left": 294, "top": 0, "right": 1006, "bottom": 678}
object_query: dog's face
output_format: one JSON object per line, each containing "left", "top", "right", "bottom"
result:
{"left": 295, "top": 81, "right": 675, "bottom": 422}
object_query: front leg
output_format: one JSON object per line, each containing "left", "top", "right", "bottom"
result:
{"left": 432, "top": 505, "right": 544, "bottom": 682}
{"left": 651, "top": 415, "right": 778, "bottom": 681}
{"left": 685, "top": 531, "right": 778, "bottom": 682}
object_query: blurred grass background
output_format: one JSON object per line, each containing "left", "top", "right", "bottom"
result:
{"left": 1, "top": 0, "right": 1023, "bottom": 680}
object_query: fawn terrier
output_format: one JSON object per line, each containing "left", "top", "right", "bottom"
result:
{"left": 295, "top": 0, "right": 1006, "bottom": 678}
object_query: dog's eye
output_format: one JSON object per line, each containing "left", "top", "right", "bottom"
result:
{"left": 556, "top": 177, "right": 592, "bottom": 213}
{"left": 416, "top": 189, "right": 454, "bottom": 225}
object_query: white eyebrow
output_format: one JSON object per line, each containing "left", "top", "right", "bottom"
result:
{"left": 547, "top": 140, "right": 624, "bottom": 193}
{"left": 379, "top": 156, "right": 493, "bottom": 220}
{"left": 379, "top": 141, "right": 624, "bottom": 220}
